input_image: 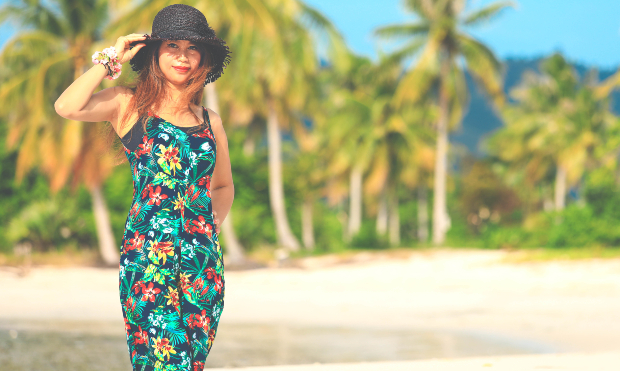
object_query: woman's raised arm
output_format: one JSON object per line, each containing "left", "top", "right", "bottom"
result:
{"left": 54, "top": 34, "right": 147, "bottom": 124}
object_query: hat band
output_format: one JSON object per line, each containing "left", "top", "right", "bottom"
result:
{"left": 152, "top": 28, "right": 215, "bottom": 40}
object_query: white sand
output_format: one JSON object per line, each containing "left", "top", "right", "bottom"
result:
{"left": 208, "top": 352, "right": 620, "bottom": 371}
{"left": 1, "top": 249, "right": 620, "bottom": 370}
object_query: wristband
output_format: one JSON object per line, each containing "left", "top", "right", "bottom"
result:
{"left": 92, "top": 46, "right": 122, "bottom": 80}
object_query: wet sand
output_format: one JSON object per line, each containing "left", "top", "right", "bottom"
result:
{"left": 1, "top": 249, "right": 619, "bottom": 370}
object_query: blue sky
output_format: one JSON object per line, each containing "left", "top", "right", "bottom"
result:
{"left": 304, "top": 0, "right": 620, "bottom": 69}
{"left": 2, "top": 0, "right": 620, "bottom": 68}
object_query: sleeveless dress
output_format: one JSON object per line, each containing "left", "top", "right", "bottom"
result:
{"left": 117, "top": 107, "right": 225, "bottom": 371}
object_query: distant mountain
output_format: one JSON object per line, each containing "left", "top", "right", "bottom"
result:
{"left": 451, "top": 58, "right": 620, "bottom": 157}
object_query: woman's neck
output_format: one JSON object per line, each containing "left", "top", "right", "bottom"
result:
{"left": 161, "top": 87, "right": 191, "bottom": 113}
{"left": 163, "top": 81, "right": 187, "bottom": 107}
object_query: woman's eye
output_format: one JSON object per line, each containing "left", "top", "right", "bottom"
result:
{"left": 167, "top": 43, "right": 177, "bottom": 48}
{"left": 189, "top": 46, "right": 198, "bottom": 50}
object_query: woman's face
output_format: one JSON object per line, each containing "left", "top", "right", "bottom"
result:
{"left": 158, "top": 40, "right": 202, "bottom": 86}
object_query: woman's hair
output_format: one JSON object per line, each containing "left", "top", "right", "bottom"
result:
{"left": 106, "top": 40, "right": 213, "bottom": 164}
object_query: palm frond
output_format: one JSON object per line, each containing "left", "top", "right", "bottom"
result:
{"left": 393, "top": 36, "right": 441, "bottom": 107}
{"left": 463, "top": 1, "right": 516, "bottom": 26}
{"left": 404, "top": 0, "right": 436, "bottom": 20}
{"left": 374, "top": 23, "right": 430, "bottom": 40}
{"left": 458, "top": 34, "right": 504, "bottom": 107}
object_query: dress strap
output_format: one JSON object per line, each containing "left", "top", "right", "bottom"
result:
{"left": 202, "top": 106, "right": 211, "bottom": 126}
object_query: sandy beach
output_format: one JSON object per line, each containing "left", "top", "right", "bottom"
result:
{"left": 1, "top": 249, "right": 620, "bottom": 370}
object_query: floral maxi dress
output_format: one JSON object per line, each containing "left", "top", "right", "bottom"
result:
{"left": 118, "top": 107, "right": 224, "bottom": 371}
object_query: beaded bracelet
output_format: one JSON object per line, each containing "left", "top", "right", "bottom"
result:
{"left": 92, "top": 46, "right": 122, "bottom": 80}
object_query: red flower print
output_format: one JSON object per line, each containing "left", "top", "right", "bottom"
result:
{"left": 123, "top": 316, "right": 131, "bottom": 332}
{"left": 136, "top": 137, "right": 154, "bottom": 156}
{"left": 132, "top": 281, "right": 144, "bottom": 295}
{"left": 193, "top": 277, "right": 205, "bottom": 292}
{"left": 205, "top": 268, "right": 217, "bottom": 279}
{"left": 134, "top": 325, "right": 148, "bottom": 345}
{"left": 190, "top": 215, "right": 213, "bottom": 238}
{"left": 186, "top": 184, "right": 200, "bottom": 203}
{"left": 124, "top": 296, "right": 137, "bottom": 313}
{"left": 140, "top": 282, "right": 161, "bottom": 302}
{"left": 208, "top": 328, "right": 216, "bottom": 348}
{"left": 148, "top": 240, "right": 175, "bottom": 265}
{"left": 186, "top": 309, "right": 210, "bottom": 330}
{"left": 213, "top": 275, "right": 223, "bottom": 294}
{"left": 162, "top": 146, "right": 179, "bottom": 161}
{"left": 197, "top": 175, "right": 210, "bottom": 187}
{"left": 183, "top": 219, "right": 193, "bottom": 234}
{"left": 148, "top": 185, "right": 168, "bottom": 206}
{"left": 125, "top": 231, "right": 145, "bottom": 252}
{"left": 192, "top": 130, "right": 209, "bottom": 138}
{"left": 193, "top": 361, "right": 205, "bottom": 371}
{"left": 141, "top": 184, "right": 154, "bottom": 200}
{"left": 197, "top": 175, "right": 212, "bottom": 197}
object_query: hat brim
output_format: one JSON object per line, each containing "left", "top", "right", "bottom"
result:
{"left": 128, "top": 34, "right": 231, "bottom": 85}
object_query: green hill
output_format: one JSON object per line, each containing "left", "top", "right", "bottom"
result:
{"left": 451, "top": 58, "right": 620, "bottom": 157}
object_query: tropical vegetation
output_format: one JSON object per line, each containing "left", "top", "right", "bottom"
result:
{"left": 2, "top": 0, "right": 620, "bottom": 266}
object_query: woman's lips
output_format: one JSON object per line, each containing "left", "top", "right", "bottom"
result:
{"left": 173, "top": 66, "right": 190, "bottom": 73}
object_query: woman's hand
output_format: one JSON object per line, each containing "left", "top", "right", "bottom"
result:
{"left": 213, "top": 211, "right": 221, "bottom": 235}
{"left": 114, "top": 34, "right": 148, "bottom": 65}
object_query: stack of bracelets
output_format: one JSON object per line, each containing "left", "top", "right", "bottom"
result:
{"left": 92, "top": 46, "right": 122, "bottom": 80}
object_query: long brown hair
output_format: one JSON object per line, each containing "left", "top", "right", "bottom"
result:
{"left": 107, "top": 40, "right": 213, "bottom": 165}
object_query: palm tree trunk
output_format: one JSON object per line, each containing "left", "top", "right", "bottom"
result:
{"left": 90, "top": 185, "right": 118, "bottom": 266}
{"left": 417, "top": 184, "right": 429, "bottom": 242}
{"left": 348, "top": 164, "right": 363, "bottom": 238}
{"left": 337, "top": 199, "right": 349, "bottom": 242}
{"left": 555, "top": 165, "right": 567, "bottom": 211}
{"left": 243, "top": 137, "right": 256, "bottom": 157}
{"left": 267, "top": 99, "right": 300, "bottom": 251}
{"left": 432, "top": 58, "right": 451, "bottom": 245}
{"left": 376, "top": 188, "right": 388, "bottom": 235}
{"left": 388, "top": 185, "right": 400, "bottom": 246}
{"left": 301, "top": 197, "right": 315, "bottom": 250}
{"left": 204, "top": 83, "right": 246, "bottom": 264}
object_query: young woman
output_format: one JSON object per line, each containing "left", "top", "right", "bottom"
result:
{"left": 54, "top": 4, "right": 233, "bottom": 371}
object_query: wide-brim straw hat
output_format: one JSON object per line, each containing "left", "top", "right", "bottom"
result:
{"left": 129, "top": 4, "right": 231, "bottom": 85}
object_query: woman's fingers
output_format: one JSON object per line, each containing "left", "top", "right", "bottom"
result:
{"left": 114, "top": 34, "right": 148, "bottom": 64}
{"left": 117, "top": 35, "right": 146, "bottom": 51}
{"left": 213, "top": 211, "right": 220, "bottom": 234}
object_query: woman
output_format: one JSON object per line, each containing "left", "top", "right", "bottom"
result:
{"left": 54, "top": 4, "right": 233, "bottom": 371}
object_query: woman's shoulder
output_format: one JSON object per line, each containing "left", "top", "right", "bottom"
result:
{"left": 203, "top": 107, "right": 223, "bottom": 131}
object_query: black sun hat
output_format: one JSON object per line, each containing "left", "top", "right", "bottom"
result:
{"left": 129, "top": 4, "right": 231, "bottom": 85}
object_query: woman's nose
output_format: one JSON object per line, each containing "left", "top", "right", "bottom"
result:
{"left": 178, "top": 50, "right": 189, "bottom": 61}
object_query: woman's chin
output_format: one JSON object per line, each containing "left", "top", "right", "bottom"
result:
{"left": 166, "top": 77, "right": 191, "bottom": 86}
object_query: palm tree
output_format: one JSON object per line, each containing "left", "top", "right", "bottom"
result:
{"left": 488, "top": 54, "right": 618, "bottom": 212}
{"left": 223, "top": 0, "right": 344, "bottom": 252}
{"left": 318, "top": 51, "right": 435, "bottom": 246}
{"left": 375, "top": 0, "right": 513, "bottom": 244}
{"left": 0, "top": 0, "right": 123, "bottom": 265}
{"left": 316, "top": 54, "right": 376, "bottom": 242}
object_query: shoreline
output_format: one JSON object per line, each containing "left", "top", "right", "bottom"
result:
{"left": 1, "top": 249, "right": 619, "bottom": 369}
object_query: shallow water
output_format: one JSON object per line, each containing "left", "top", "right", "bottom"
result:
{"left": 0, "top": 321, "right": 551, "bottom": 370}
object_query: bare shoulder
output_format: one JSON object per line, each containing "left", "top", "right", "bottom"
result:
{"left": 206, "top": 108, "right": 226, "bottom": 138}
